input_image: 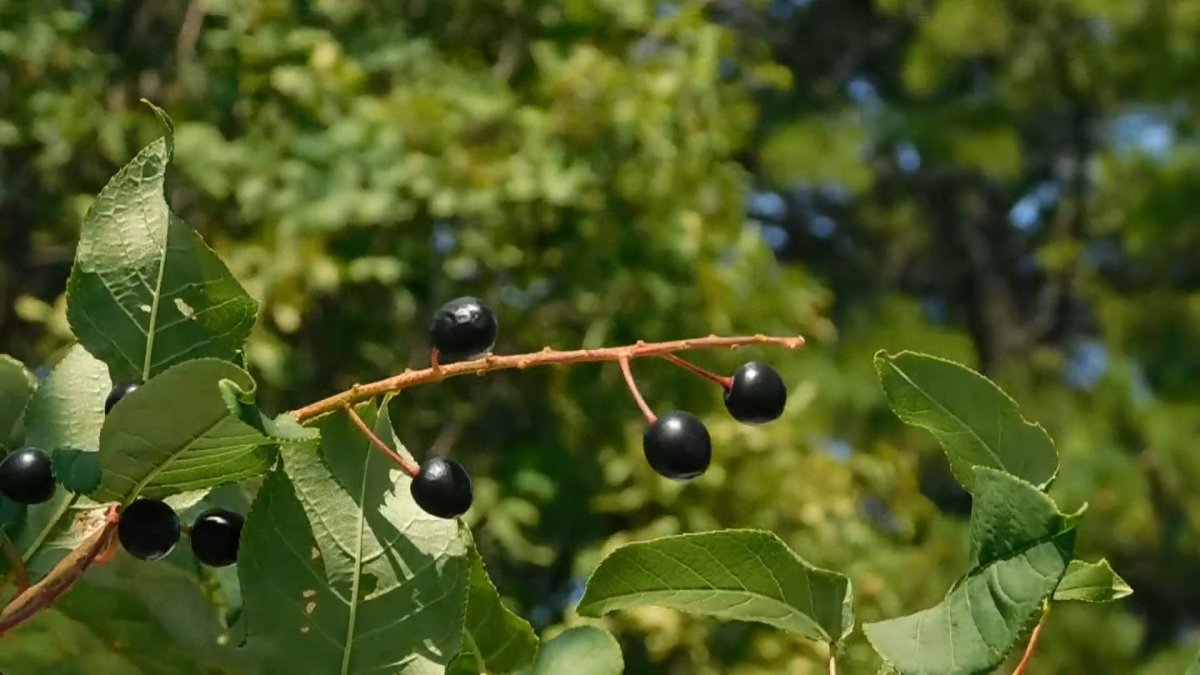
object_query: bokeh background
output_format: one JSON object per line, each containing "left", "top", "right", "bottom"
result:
{"left": 3, "top": 0, "right": 1200, "bottom": 673}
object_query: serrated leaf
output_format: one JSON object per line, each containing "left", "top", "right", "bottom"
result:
{"left": 577, "top": 530, "right": 853, "bottom": 645}
{"left": 95, "top": 359, "right": 293, "bottom": 503}
{"left": 462, "top": 545, "right": 539, "bottom": 673}
{"left": 515, "top": 626, "right": 623, "bottom": 675}
{"left": 875, "top": 350, "right": 1058, "bottom": 491}
{"left": 0, "top": 354, "right": 36, "bottom": 444}
{"left": 52, "top": 448, "right": 102, "bottom": 494}
{"left": 1053, "top": 559, "right": 1132, "bottom": 603}
{"left": 65, "top": 105, "right": 257, "bottom": 383}
{"left": 239, "top": 404, "right": 471, "bottom": 674}
{"left": 10, "top": 346, "right": 110, "bottom": 576}
{"left": 863, "top": 469, "right": 1077, "bottom": 675}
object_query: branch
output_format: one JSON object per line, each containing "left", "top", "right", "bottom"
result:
{"left": 0, "top": 534, "right": 27, "bottom": 593}
{"left": 291, "top": 334, "right": 805, "bottom": 423}
{"left": 1012, "top": 607, "right": 1049, "bottom": 675}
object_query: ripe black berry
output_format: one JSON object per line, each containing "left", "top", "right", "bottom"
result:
{"left": 429, "top": 296, "right": 498, "bottom": 362}
{"left": 190, "top": 508, "right": 244, "bottom": 567}
{"left": 118, "top": 498, "right": 180, "bottom": 561}
{"left": 643, "top": 412, "right": 712, "bottom": 480}
{"left": 723, "top": 362, "right": 787, "bottom": 424}
{"left": 410, "top": 457, "right": 474, "bottom": 518}
{"left": 105, "top": 380, "right": 142, "bottom": 415}
{"left": 0, "top": 447, "right": 55, "bottom": 504}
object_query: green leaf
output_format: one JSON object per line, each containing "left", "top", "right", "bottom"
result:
{"left": 65, "top": 105, "right": 257, "bottom": 383}
{"left": 239, "top": 404, "right": 471, "bottom": 674}
{"left": 462, "top": 545, "right": 539, "bottom": 673}
{"left": 10, "top": 346, "right": 110, "bottom": 576}
{"left": 0, "top": 354, "right": 36, "bottom": 444}
{"left": 863, "top": 469, "right": 1077, "bottom": 675}
{"left": 1053, "top": 559, "right": 1133, "bottom": 603}
{"left": 577, "top": 529, "right": 853, "bottom": 645}
{"left": 52, "top": 448, "right": 102, "bottom": 494}
{"left": 94, "top": 358, "right": 301, "bottom": 504}
{"left": 516, "top": 626, "right": 624, "bottom": 675}
{"left": 874, "top": 350, "right": 1059, "bottom": 491}
{"left": 1187, "top": 647, "right": 1200, "bottom": 675}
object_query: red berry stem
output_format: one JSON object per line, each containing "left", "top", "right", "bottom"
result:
{"left": 660, "top": 353, "right": 734, "bottom": 389}
{"left": 0, "top": 534, "right": 28, "bottom": 593}
{"left": 344, "top": 405, "right": 421, "bottom": 478}
{"left": 430, "top": 347, "right": 442, "bottom": 371}
{"left": 619, "top": 356, "right": 657, "bottom": 423}
{"left": 1012, "top": 606, "right": 1049, "bottom": 675}
{"left": 291, "top": 334, "right": 805, "bottom": 423}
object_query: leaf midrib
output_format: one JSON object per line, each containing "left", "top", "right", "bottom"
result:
{"left": 340, "top": 421, "right": 372, "bottom": 675}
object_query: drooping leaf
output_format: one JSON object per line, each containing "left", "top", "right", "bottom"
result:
{"left": 461, "top": 544, "right": 539, "bottom": 673}
{"left": 0, "top": 354, "right": 36, "bottom": 444}
{"left": 10, "top": 346, "right": 110, "bottom": 576}
{"left": 863, "top": 469, "right": 1077, "bottom": 675}
{"left": 239, "top": 403, "right": 471, "bottom": 674}
{"left": 1053, "top": 559, "right": 1132, "bottom": 603}
{"left": 65, "top": 104, "right": 257, "bottom": 383}
{"left": 874, "top": 350, "right": 1058, "bottom": 491}
{"left": 94, "top": 358, "right": 310, "bottom": 503}
{"left": 577, "top": 529, "right": 853, "bottom": 645}
{"left": 515, "top": 626, "right": 624, "bottom": 675}
{"left": 52, "top": 448, "right": 102, "bottom": 494}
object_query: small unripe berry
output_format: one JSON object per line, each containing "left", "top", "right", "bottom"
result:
{"left": 118, "top": 498, "right": 181, "bottom": 561}
{"left": 190, "top": 508, "right": 244, "bottom": 567}
{"left": 0, "top": 447, "right": 55, "bottom": 505}
{"left": 642, "top": 412, "right": 712, "bottom": 480}
{"left": 429, "top": 296, "right": 498, "bottom": 362}
{"left": 105, "top": 380, "right": 142, "bottom": 415}
{"left": 411, "top": 457, "right": 474, "bottom": 518}
{"left": 723, "top": 362, "right": 787, "bottom": 424}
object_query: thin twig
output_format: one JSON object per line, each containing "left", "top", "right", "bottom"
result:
{"left": 344, "top": 405, "right": 420, "bottom": 477}
{"left": 1012, "top": 607, "right": 1049, "bottom": 675}
{"left": 828, "top": 652, "right": 837, "bottom": 675}
{"left": 661, "top": 353, "right": 733, "bottom": 388}
{"left": 291, "top": 334, "right": 805, "bottom": 422}
{"left": 0, "top": 535, "right": 27, "bottom": 593}
{"left": 619, "top": 356, "right": 656, "bottom": 423}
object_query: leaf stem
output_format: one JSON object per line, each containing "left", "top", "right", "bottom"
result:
{"left": 1012, "top": 606, "right": 1049, "bottom": 675}
{"left": 0, "top": 534, "right": 28, "bottom": 593}
{"left": 661, "top": 353, "right": 733, "bottom": 388}
{"left": 828, "top": 652, "right": 837, "bottom": 675}
{"left": 619, "top": 356, "right": 656, "bottom": 423}
{"left": 344, "top": 405, "right": 420, "bottom": 477}
{"left": 291, "top": 334, "right": 805, "bottom": 423}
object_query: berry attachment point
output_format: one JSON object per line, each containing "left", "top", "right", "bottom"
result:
{"left": 411, "top": 457, "right": 474, "bottom": 518}
{"left": 105, "top": 380, "right": 142, "bottom": 415}
{"left": 0, "top": 447, "right": 56, "bottom": 505}
{"left": 723, "top": 361, "right": 787, "bottom": 424}
{"left": 117, "top": 498, "right": 181, "bottom": 561}
{"left": 190, "top": 508, "right": 244, "bottom": 567}
{"left": 643, "top": 411, "right": 712, "bottom": 480}
{"left": 429, "top": 296, "right": 498, "bottom": 362}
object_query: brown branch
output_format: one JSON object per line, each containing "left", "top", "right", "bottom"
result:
{"left": 1012, "top": 608, "right": 1049, "bottom": 675}
{"left": 0, "top": 535, "right": 27, "bottom": 593}
{"left": 291, "top": 334, "right": 805, "bottom": 423}
{"left": 344, "top": 404, "right": 420, "bottom": 477}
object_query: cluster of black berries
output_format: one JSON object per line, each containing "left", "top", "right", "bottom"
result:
{"left": 117, "top": 498, "right": 244, "bottom": 566}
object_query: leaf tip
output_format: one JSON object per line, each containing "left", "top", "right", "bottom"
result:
{"left": 140, "top": 99, "right": 175, "bottom": 156}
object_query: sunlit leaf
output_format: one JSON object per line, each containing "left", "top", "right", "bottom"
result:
{"left": 1053, "top": 559, "right": 1132, "bottom": 603}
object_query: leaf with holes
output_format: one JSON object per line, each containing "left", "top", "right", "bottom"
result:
{"left": 239, "top": 403, "right": 471, "bottom": 673}
{"left": 515, "top": 626, "right": 623, "bottom": 675}
{"left": 65, "top": 103, "right": 257, "bottom": 383}
{"left": 7, "top": 345, "right": 110, "bottom": 577}
{"left": 458, "top": 544, "right": 539, "bottom": 673}
{"left": 0, "top": 354, "right": 36, "bottom": 444}
{"left": 578, "top": 530, "right": 853, "bottom": 645}
{"left": 1053, "top": 559, "right": 1132, "bottom": 603}
{"left": 875, "top": 351, "right": 1058, "bottom": 491}
{"left": 94, "top": 358, "right": 312, "bottom": 503}
{"left": 863, "top": 469, "right": 1078, "bottom": 675}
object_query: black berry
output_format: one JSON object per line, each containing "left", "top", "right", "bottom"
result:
{"left": 429, "top": 296, "right": 498, "bottom": 362}
{"left": 410, "top": 457, "right": 474, "bottom": 518}
{"left": 643, "top": 412, "right": 711, "bottom": 480}
{"left": 190, "top": 508, "right": 244, "bottom": 567}
{"left": 105, "top": 380, "right": 142, "bottom": 415}
{"left": 0, "top": 447, "right": 55, "bottom": 505}
{"left": 118, "top": 498, "right": 180, "bottom": 561}
{"left": 723, "top": 362, "right": 787, "bottom": 424}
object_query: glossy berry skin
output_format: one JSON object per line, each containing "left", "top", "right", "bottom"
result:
{"left": 723, "top": 362, "right": 787, "bottom": 425}
{"left": 429, "top": 296, "right": 498, "bottom": 362}
{"left": 642, "top": 412, "right": 711, "bottom": 480}
{"left": 105, "top": 380, "right": 142, "bottom": 415}
{"left": 118, "top": 498, "right": 181, "bottom": 561}
{"left": 411, "top": 457, "right": 474, "bottom": 518}
{"left": 0, "top": 447, "right": 55, "bottom": 504}
{"left": 190, "top": 508, "right": 244, "bottom": 567}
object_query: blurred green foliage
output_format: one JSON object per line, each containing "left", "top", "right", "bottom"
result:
{"left": 3, "top": 0, "right": 1200, "bottom": 672}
